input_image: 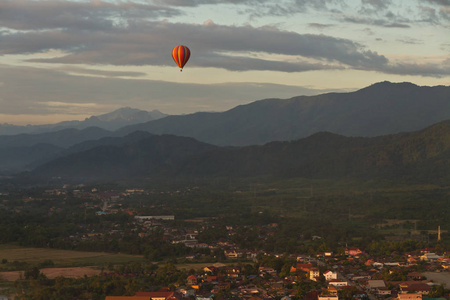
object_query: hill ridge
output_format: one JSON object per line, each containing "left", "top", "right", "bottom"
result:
{"left": 30, "top": 119, "right": 450, "bottom": 184}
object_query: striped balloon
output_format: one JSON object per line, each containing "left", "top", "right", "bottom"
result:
{"left": 172, "top": 45, "right": 191, "bottom": 71}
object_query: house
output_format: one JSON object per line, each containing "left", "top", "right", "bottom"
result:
{"left": 296, "top": 263, "right": 313, "bottom": 272}
{"left": 178, "top": 288, "right": 196, "bottom": 297}
{"left": 214, "top": 282, "right": 231, "bottom": 291}
{"left": 377, "top": 287, "right": 392, "bottom": 296}
{"left": 407, "top": 272, "right": 424, "bottom": 281}
{"left": 400, "top": 283, "right": 431, "bottom": 295}
{"left": 225, "top": 266, "right": 241, "bottom": 278}
{"left": 323, "top": 270, "right": 337, "bottom": 281}
{"left": 203, "top": 266, "right": 218, "bottom": 274}
{"left": 420, "top": 253, "right": 442, "bottom": 261}
{"left": 318, "top": 296, "right": 339, "bottom": 300}
{"left": 328, "top": 279, "right": 348, "bottom": 287}
{"left": 310, "top": 267, "right": 320, "bottom": 281}
{"left": 408, "top": 256, "right": 419, "bottom": 264}
{"left": 187, "top": 274, "right": 198, "bottom": 286}
{"left": 224, "top": 249, "right": 244, "bottom": 259}
{"left": 247, "top": 297, "right": 263, "bottom": 300}
{"left": 259, "top": 266, "right": 277, "bottom": 276}
{"left": 345, "top": 247, "right": 363, "bottom": 256}
{"left": 327, "top": 285, "right": 338, "bottom": 296}
{"left": 398, "top": 294, "right": 422, "bottom": 300}
{"left": 240, "top": 286, "right": 261, "bottom": 296}
{"left": 204, "top": 275, "right": 219, "bottom": 283}
{"left": 134, "top": 291, "right": 182, "bottom": 300}
{"left": 367, "top": 280, "right": 386, "bottom": 290}
{"left": 317, "top": 252, "right": 334, "bottom": 258}
{"left": 196, "top": 292, "right": 213, "bottom": 300}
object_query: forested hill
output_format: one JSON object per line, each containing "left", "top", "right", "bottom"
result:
{"left": 31, "top": 120, "right": 450, "bottom": 184}
{"left": 117, "top": 81, "right": 450, "bottom": 146}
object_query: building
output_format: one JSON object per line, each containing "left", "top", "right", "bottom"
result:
{"left": 310, "top": 267, "right": 320, "bottom": 281}
{"left": 323, "top": 270, "right": 337, "bottom": 281}
{"left": 420, "top": 253, "right": 442, "bottom": 261}
{"left": 134, "top": 291, "right": 182, "bottom": 300}
{"left": 105, "top": 297, "right": 150, "bottom": 300}
{"left": 345, "top": 247, "right": 363, "bottom": 256}
{"left": 328, "top": 279, "right": 348, "bottom": 287}
{"left": 367, "top": 280, "right": 386, "bottom": 290}
{"left": 135, "top": 216, "right": 175, "bottom": 221}
{"left": 187, "top": 274, "right": 198, "bottom": 286}
{"left": 105, "top": 292, "right": 182, "bottom": 300}
{"left": 398, "top": 294, "right": 422, "bottom": 300}
{"left": 318, "top": 296, "right": 339, "bottom": 300}
{"left": 400, "top": 283, "right": 431, "bottom": 295}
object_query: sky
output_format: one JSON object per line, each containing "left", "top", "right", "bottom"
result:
{"left": 0, "top": 0, "right": 449, "bottom": 125}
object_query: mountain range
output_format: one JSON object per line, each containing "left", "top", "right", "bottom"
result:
{"left": 0, "top": 107, "right": 167, "bottom": 135}
{"left": 117, "top": 81, "right": 450, "bottom": 146}
{"left": 0, "top": 81, "right": 449, "bottom": 181}
{"left": 30, "top": 120, "right": 450, "bottom": 184}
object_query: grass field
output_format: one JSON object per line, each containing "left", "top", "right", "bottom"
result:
{"left": 0, "top": 244, "right": 144, "bottom": 269}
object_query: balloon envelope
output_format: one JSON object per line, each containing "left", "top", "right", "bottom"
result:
{"left": 172, "top": 45, "right": 191, "bottom": 70}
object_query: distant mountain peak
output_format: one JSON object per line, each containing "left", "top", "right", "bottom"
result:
{"left": 87, "top": 107, "right": 165, "bottom": 122}
{"left": 362, "top": 81, "right": 419, "bottom": 90}
{"left": 0, "top": 107, "right": 169, "bottom": 135}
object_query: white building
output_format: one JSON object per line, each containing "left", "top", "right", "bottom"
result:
{"left": 310, "top": 267, "right": 320, "bottom": 280}
{"left": 318, "top": 296, "right": 339, "bottom": 300}
{"left": 323, "top": 270, "right": 337, "bottom": 281}
{"left": 328, "top": 279, "right": 348, "bottom": 287}
{"left": 420, "top": 253, "right": 442, "bottom": 261}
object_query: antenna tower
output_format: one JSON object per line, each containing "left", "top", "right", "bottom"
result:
{"left": 438, "top": 226, "right": 441, "bottom": 242}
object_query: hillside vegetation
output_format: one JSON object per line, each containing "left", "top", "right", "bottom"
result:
{"left": 30, "top": 120, "right": 450, "bottom": 184}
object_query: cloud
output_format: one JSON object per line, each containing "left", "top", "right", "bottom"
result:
{"left": 396, "top": 37, "right": 424, "bottom": 45}
{"left": 359, "top": 0, "right": 392, "bottom": 15}
{"left": 439, "top": 5, "right": 450, "bottom": 19}
{"left": 424, "top": 0, "right": 450, "bottom": 6}
{"left": 343, "top": 15, "right": 411, "bottom": 28}
{"left": 422, "top": 0, "right": 450, "bottom": 22}
{"left": 0, "top": 0, "right": 448, "bottom": 79}
{"left": 58, "top": 67, "right": 147, "bottom": 78}
{"left": 343, "top": 0, "right": 448, "bottom": 27}
{"left": 0, "top": 65, "right": 328, "bottom": 117}
{"left": 0, "top": 18, "right": 389, "bottom": 73}
{"left": 308, "top": 23, "right": 334, "bottom": 29}
{"left": 155, "top": 0, "right": 338, "bottom": 14}
{"left": 382, "top": 62, "right": 450, "bottom": 77}
{"left": 39, "top": 101, "right": 96, "bottom": 107}
{"left": 363, "top": 28, "right": 375, "bottom": 36}
{"left": 0, "top": 0, "right": 180, "bottom": 31}
{"left": 418, "top": 5, "right": 440, "bottom": 24}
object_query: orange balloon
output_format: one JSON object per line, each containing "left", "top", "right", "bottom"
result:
{"left": 172, "top": 45, "right": 191, "bottom": 71}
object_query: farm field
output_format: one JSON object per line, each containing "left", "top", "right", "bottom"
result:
{"left": 0, "top": 244, "right": 144, "bottom": 269}
{"left": 0, "top": 267, "right": 100, "bottom": 281}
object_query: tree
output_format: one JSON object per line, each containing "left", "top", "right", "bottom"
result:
{"left": 24, "top": 267, "right": 40, "bottom": 280}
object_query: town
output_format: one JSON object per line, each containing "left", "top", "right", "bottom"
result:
{"left": 0, "top": 183, "right": 448, "bottom": 300}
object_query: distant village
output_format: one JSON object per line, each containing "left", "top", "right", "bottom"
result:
{"left": 8, "top": 187, "right": 450, "bottom": 300}
{"left": 101, "top": 246, "right": 449, "bottom": 300}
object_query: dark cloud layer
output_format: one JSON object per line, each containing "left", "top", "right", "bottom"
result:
{"left": 0, "top": 0, "right": 448, "bottom": 78}
{"left": 1, "top": 17, "right": 388, "bottom": 73}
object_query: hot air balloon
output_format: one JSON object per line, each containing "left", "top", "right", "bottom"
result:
{"left": 172, "top": 45, "right": 190, "bottom": 71}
